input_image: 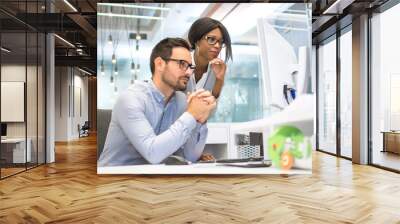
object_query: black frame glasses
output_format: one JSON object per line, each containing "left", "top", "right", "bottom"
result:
{"left": 204, "top": 35, "right": 225, "bottom": 48}
{"left": 162, "top": 57, "right": 196, "bottom": 71}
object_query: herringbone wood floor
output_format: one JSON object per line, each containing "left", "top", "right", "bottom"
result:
{"left": 0, "top": 134, "right": 399, "bottom": 223}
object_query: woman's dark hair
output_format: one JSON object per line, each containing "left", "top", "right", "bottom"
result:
{"left": 150, "top": 37, "right": 191, "bottom": 75}
{"left": 188, "top": 17, "right": 232, "bottom": 62}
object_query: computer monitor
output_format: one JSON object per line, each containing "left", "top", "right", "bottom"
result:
{"left": 257, "top": 19, "right": 310, "bottom": 110}
{"left": 1, "top": 123, "right": 7, "bottom": 138}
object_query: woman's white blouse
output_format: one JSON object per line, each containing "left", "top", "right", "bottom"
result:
{"left": 184, "top": 51, "right": 216, "bottom": 94}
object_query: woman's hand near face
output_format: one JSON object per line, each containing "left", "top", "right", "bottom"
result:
{"left": 210, "top": 58, "right": 226, "bottom": 81}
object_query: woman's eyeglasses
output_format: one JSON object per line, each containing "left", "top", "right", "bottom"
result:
{"left": 204, "top": 35, "right": 225, "bottom": 48}
{"left": 162, "top": 57, "right": 196, "bottom": 71}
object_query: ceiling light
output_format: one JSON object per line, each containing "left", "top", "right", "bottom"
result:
{"left": 323, "top": 0, "right": 354, "bottom": 15}
{"left": 78, "top": 67, "right": 92, "bottom": 76}
{"left": 110, "top": 75, "right": 114, "bottom": 86}
{"left": 108, "top": 35, "right": 113, "bottom": 45}
{"left": 1, "top": 47, "right": 11, "bottom": 53}
{"left": 98, "top": 3, "right": 170, "bottom": 11}
{"left": 222, "top": 4, "right": 291, "bottom": 36}
{"left": 101, "top": 62, "right": 105, "bottom": 76}
{"left": 114, "top": 66, "right": 118, "bottom": 76}
{"left": 63, "top": 0, "right": 78, "bottom": 12}
{"left": 136, "top": 34, "right": 141, "bottom": 40}
{"left": 54, "top": 34, "right": 75, "bottom": 48}
{"left": 98, "top": 12, "right": 164, "bottom": 21}
{"left": 111, "top": 54, "right": 116, "bottom": 64}
{"left": 136, "top": 64, "right": 140, "bottom": 73}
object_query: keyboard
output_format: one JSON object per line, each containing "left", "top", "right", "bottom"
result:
{"left": 216, "top": 157, "right": 264, "bottom": 163}
{"left": 220, "top": 160, "right": 272, "bottom": 168}
{"left": 197, "top": 157, "right": 264, "bottom": 164}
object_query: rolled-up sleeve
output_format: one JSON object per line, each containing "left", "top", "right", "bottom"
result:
{"left": 182, "top": 122, "right": 208, "bottom": 162}
{"left": 114, "top": 94, "right": 197, "bottom": 164}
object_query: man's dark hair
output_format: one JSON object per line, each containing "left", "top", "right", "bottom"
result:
{"left": 150, "top": 37, "right": 191, "bottom": 75}
{"left": 188, "top": 17, "right": 232, "bottom": 62}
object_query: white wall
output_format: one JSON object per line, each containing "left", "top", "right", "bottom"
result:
{"left": 1, "top": 63, "right": 46, "bottom": 163}
{"left": 55, "top": 67, "right": 89, "bottom": 141}
{"left": 1, "top": 65, "right": 26, "bottom": 141}
{"left": 72, "top": 73, "right": 89, "bottom": 138}
{"left": 1, "top": 65, "right": 38, "bottom": 138}
{"left": 55, "top": 67, "right": 68, "bottom": 141}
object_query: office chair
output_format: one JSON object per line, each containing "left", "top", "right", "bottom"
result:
{"left": 79, "top": 121, "right": 90, "bottom": 138}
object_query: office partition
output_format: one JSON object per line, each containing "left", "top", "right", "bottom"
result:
{"left": 0, "top": 0, "right": 47, "bottom": 179}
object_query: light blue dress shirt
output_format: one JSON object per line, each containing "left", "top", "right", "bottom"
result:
{"left": 98, "top": 80, "right": 208, "bottom": 166}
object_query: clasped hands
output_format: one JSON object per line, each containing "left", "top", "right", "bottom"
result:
{"left": 186, "top": 89, "right": 216, "bottom": 124}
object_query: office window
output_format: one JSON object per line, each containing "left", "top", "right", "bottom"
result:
{"left": 371, "top": 3, "right": 400, "bottom": 171}
{"left": 1, "top": 27, "right": 28, "bottom": 178}
{"left": 317, "top": 36, "right": 337, "bottom": 154}
{"left": 208, "top": 45, "right": 263, "bottom": 122}
{"left": 339, "top": 28, "right": 352, "bottom": 158}
{"left": 0, "top": 1, "right": 47, "bottom": 179}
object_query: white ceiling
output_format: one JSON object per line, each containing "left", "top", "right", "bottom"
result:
{"left": 98, "top": 3, "right": 309, "bottom": 59}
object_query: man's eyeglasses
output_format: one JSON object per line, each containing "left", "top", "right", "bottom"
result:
{"left": 204, "top": 35, "right": 225, "bottom": 48}
{"left": 162, "top": 57, "right": 196, "bottom": 71}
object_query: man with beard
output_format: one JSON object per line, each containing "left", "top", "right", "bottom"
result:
{"left": 98, "top": 38, "right": 216, "bottom": 166}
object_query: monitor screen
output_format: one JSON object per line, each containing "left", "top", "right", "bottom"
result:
{"left": 1, "top": 123, "right": 7, "bottom": 137}
{"left": 257, "top": 20, "right": 310, "bottom": 109}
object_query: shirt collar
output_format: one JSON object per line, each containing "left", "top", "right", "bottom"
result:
{"left": 148, "top": 79, "right": 176, "bottom": 105}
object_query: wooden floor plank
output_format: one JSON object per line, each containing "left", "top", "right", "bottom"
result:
{"left": 0, "top": 134, "right": 399, "bottom": 223}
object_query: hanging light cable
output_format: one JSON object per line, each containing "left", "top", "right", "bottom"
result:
{"left": 110, "top": 75, "right": 114, "bottom": 86}
{"left": 136, "top": 63, "right": 140, "bottom": 74}
{"left": 131, "top": 61, "right": 135, "bottom": 74}
{"left": 107, "top": 5, "right": 113, "bottom": 45}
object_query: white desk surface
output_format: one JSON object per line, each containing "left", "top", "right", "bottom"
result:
{"left": 98, "top": 163, "right": 311, "bottom": 175}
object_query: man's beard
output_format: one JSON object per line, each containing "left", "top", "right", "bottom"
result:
{"left": 161, "top": 72, "right": 187, "bottom": 91}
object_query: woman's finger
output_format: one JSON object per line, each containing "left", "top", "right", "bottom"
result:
{"left": 196, "top": 90, "right": 212, "bottom": 98}
{"left": 210, "top": 58, "right": 224, "bottom": 65}
{"left": 202, "top": 96, "right": 216, "bottom": 104}
{"left": 187, "top": 89, "right": 205, "bottom": 102}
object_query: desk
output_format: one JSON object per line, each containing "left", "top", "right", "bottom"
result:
{"left": 1, "top": 138, "right": 31, "bottom": 163}
{"left": 98, "top": 163, "right": 311, "bottom": 175}
{"left": 381, "top": 131, "right": 400, "bottom": 154}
